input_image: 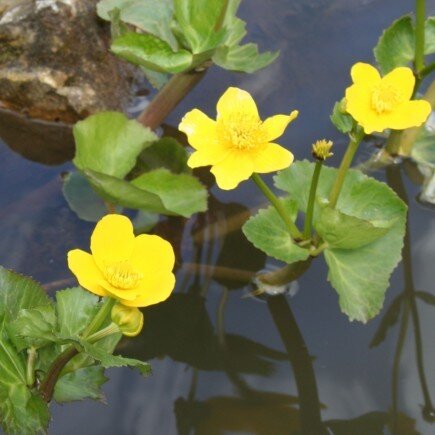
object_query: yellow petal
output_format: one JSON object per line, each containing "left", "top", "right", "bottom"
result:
{"left": 120, "top": 272, "right": 176, "bottom": 308}
{"left": 216, "top": 87, "right": 259, "bottom": 122}
{"left": 99, "top": 280, "right": 140, "bottom": 301}
{"left": 90, "top": 214, "right": 135, "bottom": 270}
{"left": 351, "top": 62, "right": 380, "bottom": 84}
{"left": 345, "top": 83, "right": 373, "bottom": 129}
{"left": 179, "top": 109, "right": 219, "bottom": 150}
{"left": 67, "top": 249, "right": 108, "bottom": 297}
{"left": 382, "top": 67, "right": 415, "bottom": 101}
{"left": 129, "top": 234, "right": 175, "bottom": 276}
{"left": 385, "top": 99, "right": 431, "bottom": 130}
{"left": 261, "top": 111, "right": 298, "bottom": 141}
{"left": 252, "top": 143, "right": 294, "bottom": 173}
{"left": 210, "top": 151, "right": 254, "bottom": 190}
{"left": 187, "top": 145, "right": 230, "bottom": 169}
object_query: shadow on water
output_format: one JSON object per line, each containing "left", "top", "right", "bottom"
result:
{"left": 0, "top": 0, "right": 435, "bottom": 434}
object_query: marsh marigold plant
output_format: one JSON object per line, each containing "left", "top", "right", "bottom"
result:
{"left": 68, "top": 214, "right": 175, "bottom": 307}
{"left": 345, "top": 62, "right": 431, "bottom": 134}
{"left": 179, "top": 87, "right": 298, "bottom": 190}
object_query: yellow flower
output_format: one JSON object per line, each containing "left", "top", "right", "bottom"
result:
{"left": 68, "top": 214, "right": 175, "bottom": 307}
{"left": 345, "top": 62, "right": 431, "bottom": 134}
{"left": 312, "top": 139, "right": 333, "bottom": 161}
{"left": 111, "top": 303, "right": 144, "bottom": 337}
{"left": 179, "top": 87, "right": 298, "bottom": 190}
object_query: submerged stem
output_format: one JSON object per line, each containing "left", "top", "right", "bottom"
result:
{"left": 303, "top": 160, "right": 323, "bottom": 239}
{"left": 251, "top": 173, "right": 302, "bottom": 240}
{"left": 328, "top": 130, "right": 365, "bottom": 208}
{"left": 415, "top": 0, "right": 426, "bottom": 73}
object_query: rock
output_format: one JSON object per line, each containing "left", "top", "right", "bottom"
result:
{"left": 0, "top": 0, "right": 131, "bottom": 123}
{"left": 0, "top": 0, "right": 136, "bottom": 163}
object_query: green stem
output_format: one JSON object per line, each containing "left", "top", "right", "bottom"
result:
{"left": 328, "top": 130, "right": 365, "bottom": 209}
{"left": 415, "top": 0, "right": 426, "bottom": 73}
{"left": 81, "top": 297, "right": 116, "bottom": 339}
{"left": 26, "top": 347, "right": 37, "bottom": 387}
{"left": 303, "top": 161, "right": 323, "bottom": 239}
{"left": 86, "top": 323, "right": 120, "bottom": 344}
{"left": 214, "top": 0, "right": 229, "bottom": 31}
{"left": 251, "top": 173, "right": 302, "bottom": 240}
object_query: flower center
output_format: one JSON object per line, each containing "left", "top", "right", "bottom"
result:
{"left": 217, "top": 113, "right": 266, "bottom": 151}
{"left": 371, "top": 83, "right": 403, "bottom": 114}
{"left": 103, "top": 261, "right": 143, "bottom": 290}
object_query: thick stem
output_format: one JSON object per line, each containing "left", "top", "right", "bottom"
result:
{"left": 137, "top": 65, "right": 210, "bottom": 130}
{"left": 267, "top": 295, "right": 326, "bottom": 435}
{"left": 303, "top": 160, "right": 323, "bottom": 239}
{"left": 251, "top": 173, "right": 302, "bottom": 240}
{"left": 415, "top": 0, "right": 426, "bottom": 73}
{"left": 40, "top": 346, "right": 79, "bottom": 402}
{"left": 81, "top": 297, "right": 116, "bottom": 339}
{"left": 328, "top": 130, "right": 365, "bottom": 208}
{"left": 419, "top": 62, "right": 435, "bottom": 79}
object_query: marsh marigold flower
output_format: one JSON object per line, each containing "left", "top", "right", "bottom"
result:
{"left": 68, "top": 214, "right": 175, "bottom": 307}
{"left": 345, "top": 62, "right": 431, "bottom": 134}
{"left": 179, "top": 87, "right": 298, "bottom": 190}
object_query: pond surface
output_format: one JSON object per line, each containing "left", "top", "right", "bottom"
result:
{"left": 1, "top": 0, "right": 435, "bottom": 434}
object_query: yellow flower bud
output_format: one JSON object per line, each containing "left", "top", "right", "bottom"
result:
{"left": 111, "top": 303, "right": 144, "bottom": 337}
{"left": 312, "top": 139, "right": 333, "bottom": 161}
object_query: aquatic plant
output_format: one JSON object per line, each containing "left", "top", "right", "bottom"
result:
{"left": 0, "top": 0, "right": 435, "bottom": 433}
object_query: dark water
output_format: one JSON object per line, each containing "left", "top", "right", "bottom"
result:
{"left": 1, "top": 0, "right": 435, "bottom": 434}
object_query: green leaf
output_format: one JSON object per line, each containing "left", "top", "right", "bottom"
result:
{"left": 131, "top": 169, "right": 208, "bottom": 217}
{"left": 411, "top": 130, "right": 435, "bottom": 167}
{"left": 242, "top": 199, "right": 310, "bottom": 264}
{"left": 425, "top": 17, "right": 435, "bottom": 54}
{"left": 275, "top": 161, "right": 407, "bottom": 322}
{"left": 62, "top": 172, "right": 122, "bottom": 222}
{"left": 213, "top": 43, "right": 279, "bottom": 73}
{"left": 374, "top": 15, "right": 415, "bottom": 74}
{"left": 374, "top": 15, "right": 435, "bottom": 74}
{"left": 112, "top": 32, "right": 193, "bottom": 74}
{"left": 137, "top": 138, "right": 189, "bottom": 174}
{"left": 0, "top": 317, "right": 49, "bottom": 434}
{"left": 0, "top": 266, "right": 51, "bottom": 322}
{"left": 314, "top": 203, "right": 391, "bottom": 249}
{"left": 220, "top": 0, "right": 246, "bottom": 47}
{"left": 132, "top": 211, "right": 160, "bottom": 233}
{"left": 97, "top": 0, "right": 178, "bottom": 50}
{"left": 54, "top": 366, "right": 108, "bottom": 403}
{"left": 139, "top": 66, "right": 169, "bottom": 90}
{"left": 330, "top": 101, "right": 353, "bottom": 134}
{"left": 84, "top": 170, "right": 171, "bottom": 215}
{"left": 173, "top": 0, "right": 227, "bottom": 53}
{"left": 7, "top": 305, "right": 57, "bottom": 351}
{"left": 73, "top": 111, "right": 157, "bottom": 178}
{"left": 81, "top": 341, "right": 151, "bottom": 376}
{"left": 56, "top": 287, "right": 100, "bottom": 338}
